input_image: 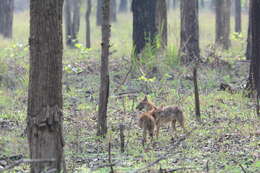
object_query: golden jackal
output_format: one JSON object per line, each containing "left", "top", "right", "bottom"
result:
{"left": 138, "top": 109, "right": 156, "bottom": 145}
{"left": 153, "top": 106, "right": 186, "bottom": 138}
{"left": 136, "top": 96, "right": 186, "bottom": 138}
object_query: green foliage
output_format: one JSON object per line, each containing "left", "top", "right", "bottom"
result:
{"left": 165, "top": 45, "right": 180, "bottom": 68}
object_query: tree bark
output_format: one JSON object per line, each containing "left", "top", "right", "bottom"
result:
{"left": 0, "top": 0, "right": 14, "bottom": 38}
{"left": 97, "top": 0, "right": 111, "bottom": 137}
{"left": 155, "top": 0, "right": 167, "bottom": 48}
{"left": 119, "top": 0, "right": 128, "bottom": 13}
{"left": 96, "top": 0, "right": 102, "bottom": 26}
{"left": 193, "top": 67, "right": 201, "bottom": 121}
{"left": 86, "top": 0, "right": 92, "bottom": 48}
{"left": 200, "top": 0, "right": 205, "bottom": 8}
{"left": 97, "top": 0, "right": 117, "bottom": 25}
{"left": 132, "top": 0, "right": 157, "bottom": 54}
{"left": 246, "top": 0, "right": 252, "bottom": 60}
{"left": 110, "top": 0, "right": 117, "bottom": 22}
{"left": 180, "top": 0, "right": 200, "bottom": 64}
{"left": 28, "top": 0, "right": 65, "bottom": 172}
{"left": 215, "top": 0, "right": 231, "bottom": 50}
{"left": 235, "top": 0, "right": 241, "bottom": 33}
{"left": 64, "top": 0, "right": 81, "bottom": 47}
{"left": 172, "top": 0, "right": 177, "bottom": 9}
{"left": 248, "top": 0, "right": 260, "bottom": 94}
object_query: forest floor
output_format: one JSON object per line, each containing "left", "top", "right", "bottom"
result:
{"left": 0, "top": 10, "right": 260, "bottom": 173}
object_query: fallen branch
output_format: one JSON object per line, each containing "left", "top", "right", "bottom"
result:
{"left": 239, "top": 164, "right": 247, "bottom": 173}
{"left": 0, "top": 158, "right": 55, "bottom": 172}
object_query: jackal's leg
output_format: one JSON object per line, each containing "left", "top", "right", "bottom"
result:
{"left": 178, "top": 116, "right": 187, "bottom": 133}
{"left": 149, "top": 131, "right": 153, "bottom": 144}
{"left": 171, "top": 119, "right": 177, "bottom": 137}
{"left": 156, "top": 122, "right": 160, "bottom": 139}
{"left": 142, "top": 128, "right": 147, "bottom": 146}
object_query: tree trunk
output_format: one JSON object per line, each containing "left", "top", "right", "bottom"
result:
{"left": 155, "top": 0, "right": 167, "bottom": 48}
{"left": 200, "top": 0, "right": 205, "bottom": 8}
{"left": 180, "top": 0, "right": 200, "bottom": 64}
{"left": 235, "top": 0, "right": 241, "bottom": 33}
{"left": 132, "top": 0, "right": 157, "bottom": 54}
{"left": 119, "top": 0, "right": 127, "bottom": 13}
{"left": 248, "top": 0, "right": 260, "bottom": 94}
{"left": 215, "top": 0, "right": 231, "bottom": 50}
{"left": 64, "top": 0, "right": 80, "bottom": 47}
{"left": 28, "top": 0, "right": 65, "bottom": 172}
{"left": 0, "top": 0, "right": 14, "bottom": 38}
{"left": 86, "top": 0, "right": 92, "bottom": 48}
{"left": 97, "top": 0, "right": 116, "bottom": 25}
{"left": 96, "top": 0, "right": 102, "bottom": 26}
{"left": 172, "top": 0, "right": 177, "bottom": 9}
{"left": 97, "top": 0, "right": 111, "bottom": 137}
{"left": 110, "top": 0, "right": 117, "bottom": 22}
{"left": 246, "top": 0, "right": 252, "bottom": 60}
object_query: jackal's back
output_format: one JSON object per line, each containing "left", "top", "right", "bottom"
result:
{"left": 155, "top": 106, "right": 184, "bottom": 124}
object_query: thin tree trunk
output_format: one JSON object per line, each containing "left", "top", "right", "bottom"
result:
{"left": 0, "top": 0, "right": 14, "bottom": 38}
{"left": 246, "top": 0, "right": 252, "bottom": 60}
{"left": 97, "top": 0, "right": 111, "bottom": 137}
{"left": 156, "top": 0, "right": 167, "bottom": 48}
{"left": 86, "top": 0, "right": 92, "bottom": 48}
{"left": 200, "top": 0, "right": 205, "bottom": 8}
{"left": 215, "top": 0, "right": 231, "bottom": 50}
{"left": 248, "top": 0, "right": 260, "bottom": 97}
{"left": 110, "top": 0, "right": 117, "bottom": 22}
{"left": 96, "top": 0, "right": 102, "bottom": 26}
{"left": 193, "top": 67, "right": 201, "bottom": 121}
{"left": 235, "top": 0, "right": 241, "bottom": 33}
{"left": 119, "top": 0, "right": 127, "bottom": 13}
{"left": 172, "top": 0, "right": 177, "bottom": 9}
{"left": 72, "top": 0, "right": 80, "bottom": 44}
{"left": 97, "top": 0, "right": 116, "bottom": 25}
{"left": 64, "top": 0, "right": 72, "bottom": 46}
{"left": 64, "top": 0, "right": 80, "bottom": 47}
{"left": 180, "top": 0, "right": 200, "bottom": 63}
{"left": 28, "top": 0, "right": 65, "bottom": 172}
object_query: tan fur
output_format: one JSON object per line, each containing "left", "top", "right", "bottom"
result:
{"left": 138, "top": 109, "right": 156, "bottom": 145}
{"left": 153, "top": 106, "right": 186, "bottom": 138}
{"left": 136, "top": 96, "right": 157, "bottom": 111}
{"left": 136, "top": 96, "right": 186, "bottom": 138}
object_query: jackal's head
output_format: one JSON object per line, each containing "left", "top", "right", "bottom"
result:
{"left": 136, "top": 96, "right": 149, "bottom": 111}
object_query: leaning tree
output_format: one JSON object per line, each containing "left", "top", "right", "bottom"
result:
{"left": 27, "top": 0, "right": 65, "bottom": 172}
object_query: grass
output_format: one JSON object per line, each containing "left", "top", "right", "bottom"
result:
{"left": 0, "top": 7, "right": 259, "bottom": 173}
